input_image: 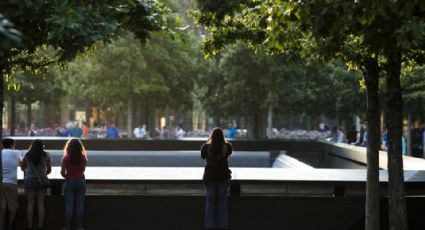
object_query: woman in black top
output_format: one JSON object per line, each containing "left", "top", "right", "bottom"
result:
{"left": 201, "top": 127, "right": 232, "bottom": 230}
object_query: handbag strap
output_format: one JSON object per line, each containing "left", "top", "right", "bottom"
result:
{"left": 28, "top": 159, "right": 44, "bottom": 181}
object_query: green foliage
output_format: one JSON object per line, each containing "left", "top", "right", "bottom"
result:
{"left": 5, "top": 45, "right": 65, "bottom": 107}
{"left": 60, "top": 31, "right": 200, "bottom": 111}
{"left": 0, "top": 0, "right": 168, "bottom": 78}
{"left": 192, "top": 0, "right": 425, "bottom": 125}
{"left": 193, "top": 0, "right": 425, "bottom": 62}
{"left": 197, "top": 42, "right": 364, "bottom": 124}
{"left": 8, "top": 71, "right": 64, "bottom": 105}
{"left": 401, "top": 63, "right": 425, "bottom": 117}
{"left": 192, "top": 2, "right": 425, "bottom": 228}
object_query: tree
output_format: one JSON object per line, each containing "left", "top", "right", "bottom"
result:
{"left": 192, "top": 1, "right": 425, "bottom": 229}
{"left": 7, "top": 70, "right": 64, "bottom": 133}
{"left": 0, "top": 0, "right": 169, "bottom": 138}
{"left": 401, "top": 64, "right": 425, "bottom": 122}
{"left": 197, "top": 41, "right": 364, "bottom": 136}
{"left": 59, "top": 30, "right": 201, "bottom": 134}
{"left": 197, "top": 58, "right": 227, "bottom": 126}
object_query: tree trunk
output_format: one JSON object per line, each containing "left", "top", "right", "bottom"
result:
{"left": 144, "top": 97, "right": 149, "bottom": 127}
{"left": 267, "top": 105, "right": 272, "bottom": 139}
{"left": 27, "top": 102, "right": 32, "bottom": 130}
{"left": 214, "top": 116, "right": 220, "bottom": 127}
{"left": 127, "top": 96, "right": 133, "bottom": 138}
{"left": 386, "top": 51, "right": 408, "bottom": 230}
{"left": 307, "top": 116, "right": 311, "bottom": 130}
{"left": 406, "top": 113, "right": 412, "bottom": 156}
{"left": 364, "top": 58, "right": 381, "bottom": 230}
{"left": 134, "top": 100, "right": 141, "bottom": 128}
{"left": 0, "top": 77, "right": 4, "bottom": 140}
{"left": 10, "top": 94, "right": 15, "bottom": 136}
{"left": 253, "top": 114, "right": 259, "bottom": 139}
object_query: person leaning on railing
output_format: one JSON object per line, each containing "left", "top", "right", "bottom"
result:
{"left": 201, "top": 127, "right": 233, "bottom": 230}
{"left": 0, "top": 138, "right": 22, "bottom": 230}
{"left": 21, "top": 139, "right": 52, "bottom": 230}
{"left": 61, "top": 139, "right": 88, "bottom": 230}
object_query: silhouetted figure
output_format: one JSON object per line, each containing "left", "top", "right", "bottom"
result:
{"left": 347, "top": 126, "right": 357, "bottom": 144}
{"left": 382, "top": 128, "right": 388, "bottom": 150}
{"left": 21, "top": 139, "right": 52, "bottom": 230}
{"left": 28, "top": 124, "right": 37, "bottom": 136}
{"left": 61, "top": 139, "right": 88, "bottom": 230}
{"left": 201, "top": 127, "right": 233, "bottom": 230}
{"left": 355, "top": 123, "right": 367, "bottom": 146}
{"left": 330, "top": 127, "right": 339, "bottom": 143}
{"left": 159, "top": 126, "right": 169, "bottom": 139}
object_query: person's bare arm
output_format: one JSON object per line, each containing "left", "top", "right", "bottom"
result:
{"left": 60, "top": 160, "right": 66, "bottom": 178}
{"left": 46, "top": 157, "right": 52, "bottom": 175}
{"left": 82, "top": 158, "right": 87, "bottom": 172}
{"left": 20, "top": 157, "right": 26, "bottom": 171}
{"left": 201, "top": 144, "right": 208, "bottom": 159}
{"left": 227, "top": 143, "right": 233, "bottom": 158}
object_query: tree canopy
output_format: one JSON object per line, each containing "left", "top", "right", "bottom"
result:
{"left": 60, "top": 31, "right": 200, "bottom": 112}
{"left": 192, "top": 1, "right": 425, "bottom": 229}
{"left": 197, "top": 41, "right": 365, "bottom": 137}
{"left": 0, "top": 0, "right": 167, "bottom": 65}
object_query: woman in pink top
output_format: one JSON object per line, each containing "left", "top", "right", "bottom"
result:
{"left": 61, "top": 139, "right": 87, "bottom": 230}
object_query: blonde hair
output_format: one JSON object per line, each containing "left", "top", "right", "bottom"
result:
{"left": 63, "top": 138, "right": 87, "bottom": 164}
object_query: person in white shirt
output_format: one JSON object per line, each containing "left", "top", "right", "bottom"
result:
{"left": 1, "top": 138, "right": 22, "bottom": 230}
{"left": 133, "top": 124, "right": 147, "bottom": 138}
{"left": 176, "top": 124, "right": 186, "bottom": 139}
{"left": 133, "top": 126, "right": 141, "bottom": 138}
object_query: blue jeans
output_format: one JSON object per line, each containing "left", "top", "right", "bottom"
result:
{"left": 64, "top": 179, "right": 86, "bottom": 229}
{"left": 204, "top": 180, "right": 229, "bottom": 229}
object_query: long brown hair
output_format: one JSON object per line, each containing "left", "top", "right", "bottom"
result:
{"left": 26, "top": 139, "right": 47, "bottom": 166}
{"left": 207, "top": 127, "right": 227, "bottom": 159}
{"left": 63, "top": 139, "right": 87, "bottom": 164}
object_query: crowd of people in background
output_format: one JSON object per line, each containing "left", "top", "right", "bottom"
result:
{"left": 6, "top": 119, "right": 425, "bottom": 156}
{"left": 13, "top": 121, "right": 243, "bottom": 140}
{"left": 327, "top": 122, "right": 412, "bottom": 155}
{"left": 23, "top": 122, "right": 192, "bottom": 139}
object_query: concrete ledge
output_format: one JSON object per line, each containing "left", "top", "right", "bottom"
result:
{"left": 10, "top": 196, "right": 425, "bottom": 230}
{"left": 271, "top": 151, "right": 314, "bottom": 168}
{"left": 19, "top": 167, "right": 425, "bottom": 183}
{"left": 12, "top": 138, "right": 325, "bottom": 152}
{"left": 324, "top": 143, "right": 425, "bottom": 170}
{"left": 16, "top": 167, "right": 425, "bottom": 197}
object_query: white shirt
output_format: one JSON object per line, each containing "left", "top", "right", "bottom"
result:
{"left": 133, "top": 127, "right": 141, "bottom": 138}
{"left": 133, "top": 127, "right": 146, "bottom": 138}
{"left": 176, "top": 128, "right": 186, "bottom": 139}
{"left": 2, "top": 148, "right": 22, "bottom": 184}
